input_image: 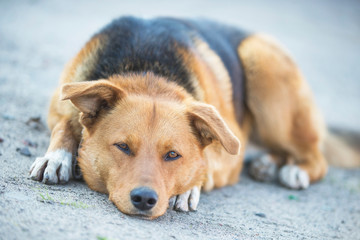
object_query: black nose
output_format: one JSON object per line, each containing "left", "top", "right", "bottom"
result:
{"left": 130, "top": 187, "right": 158, "bottom": 211}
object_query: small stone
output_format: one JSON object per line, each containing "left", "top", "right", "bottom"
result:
{"left": 223, "top": 193, "right": 231, "bottom": 198}
{"left": 26, "top": 116, "right": 46, "bottom": 131}
{"left": 20, "top": 226, "right": 29, "bottom": 232}
{"left": 22, "top": 139, "right": 38, "bottom": 148}
{"left": 288, "top": 195, "right": 299, "bottom": 201}
{"left": 26, "top": 116, "right": 41, "bottom": 124}
{"left": 0, "top": 138, "right": 4, "bottom": 143}
{"left": 16, "top": 147, "right": 31, "bottom": 157}
{"left": 255, "top": 213, "right": 266, "bottom": 218}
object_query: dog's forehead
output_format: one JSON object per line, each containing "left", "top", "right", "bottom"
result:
{"left": 105, "top": 96, "right": 191, "bottom": 137}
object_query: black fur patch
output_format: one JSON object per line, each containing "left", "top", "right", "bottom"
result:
{"left": 86, "top": 17, "right": 196, "bottom": 96}
{"left": 178, "top": 19, "right": 249, "bottom": 123}
{"left": 84, "top": 16, "right": 249, "bottom": 123}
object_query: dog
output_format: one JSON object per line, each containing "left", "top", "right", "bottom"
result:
{"left": 29, "top": 17, "right": 360, "bottom": 219}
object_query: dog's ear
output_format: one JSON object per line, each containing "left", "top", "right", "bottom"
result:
{"left": 61, "top": 80, "right": 126, "bottom": 126}
{"left": 188, "top": 102, "right": 241, "bottom": 155}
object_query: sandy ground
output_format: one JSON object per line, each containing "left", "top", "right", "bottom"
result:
{"left": 0, "top": 0, "right": 360, "bottom": 239}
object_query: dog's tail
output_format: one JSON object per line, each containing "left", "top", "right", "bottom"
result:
{"left": 323, "top": 127, "right": 360, "bottom": 168}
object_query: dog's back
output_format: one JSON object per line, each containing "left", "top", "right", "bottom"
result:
{"left": 73, "top": 16, "right": 248, "bottom": 122}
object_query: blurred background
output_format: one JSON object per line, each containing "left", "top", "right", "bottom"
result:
{"left": 1, "top": 0, "right": 359, "bottom": 131}
{"left": 1, "top": 1, "right": 360, "bottom": 239}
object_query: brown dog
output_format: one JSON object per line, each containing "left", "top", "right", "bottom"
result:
{"left": 29, "top": 17, "right": 359, "bottom": 219}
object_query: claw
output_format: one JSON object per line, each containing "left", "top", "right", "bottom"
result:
{"left": 279, "top": 165, "right": 309, "bottom": 189}
{"left": 29, "top": 149, "right": 72, "bottom": 185}
{"left": 189, "top": 186, "right": 200, "bottom": 211}
{"left": 170, "top": 186, "right": 201, "bottom": 212}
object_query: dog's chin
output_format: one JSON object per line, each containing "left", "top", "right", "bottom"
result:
{"left": 131, "top": 212, "right": 160, "bottom": 220}
{"left": 115, "top": 204, "right": 167, "bottom": 220}
{"left": 124, "top": 208, "right": 165, "bottom": 220}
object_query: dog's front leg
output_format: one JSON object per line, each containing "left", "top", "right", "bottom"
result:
{"left": 169, "top": 185, "right": 201, "bottom": 212}
{"left": 29, "top": 118, "right": 77, "bottom": 184}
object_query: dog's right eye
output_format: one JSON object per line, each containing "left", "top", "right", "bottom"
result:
{"left": 164, "top": 151, "right": 181, "bottom": 161}
{"left": 114, "top": 143, "right": 131, "bottom": 156}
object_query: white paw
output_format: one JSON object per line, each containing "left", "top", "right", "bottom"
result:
{"left": 29, "top": 149, "right": 72, "bottom": 184}
{"left": 249, "top": 154, "right": 278, "bottom": 182}
{"left": 279, "top": 165, "right": 309, "bottom": 189}
{"left": 168, "top": 186, "right": 200, "bottom": 212}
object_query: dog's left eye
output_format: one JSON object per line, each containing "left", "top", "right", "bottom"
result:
{"left": 114, "top": 143, "right": 131, "bottom": 155}
{"left": 164, "top": 151, "right": 181, "bottom": 161}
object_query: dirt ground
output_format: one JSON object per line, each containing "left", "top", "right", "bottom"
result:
{"left": 0, "top": 0, "right": 359, "bottom": 239}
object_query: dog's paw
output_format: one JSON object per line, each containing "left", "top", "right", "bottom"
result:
{"left": 29, "top": 149, "right": 72, "bottom": 184}
{"left": 279, "top": 165, "right": 309, "bottom": 190}
{"left": 249, "top": 154, "right": 278, "bottom": 182}
{"left": 169, "top": 186, "right": 200, "bottom": 212}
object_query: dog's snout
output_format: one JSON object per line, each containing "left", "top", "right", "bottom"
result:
{"left": 130, "top": 187, "right": 158, "bottom": 211}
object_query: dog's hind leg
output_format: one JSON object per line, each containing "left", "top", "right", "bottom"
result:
{"left": 248, "top": 153, "right": 285, "bottom": 182}
{"left": 238, "top": 34, "right": 328, "bottom": 189}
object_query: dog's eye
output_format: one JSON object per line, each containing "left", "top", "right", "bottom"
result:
{"left": 114, "top": 143, "right": 131, "bottom": 155}
{"left": 164, "top": 151, "right": 181, "bottom": 161}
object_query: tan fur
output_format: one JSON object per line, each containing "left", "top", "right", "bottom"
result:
{"left": 46, "top": 118, "right": 77, "bottom": 154}
{"left": 39, "top": 29, "right": 358, "bottom": 219}
{"left": 47, "top": 35, "right": 106, "bottom": 139}
{"left": 323, "top": 131, "right": 360, "bottom": 168}
{"left": 58, "top": 73, "right": 241, "bottom": 218}
{"left": 61, "top": 35, "right": 106, "bottom": 85}
{"left": 191, "top": 37, "right": 233, "bottom": 108}
{"left": 238, "top": 34, "right": 328, "bottom": 182}
{"left": 177, "top": 42, "right": 247, "bottom": 191}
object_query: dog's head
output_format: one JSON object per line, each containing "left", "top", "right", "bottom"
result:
{"left": 61, "top": 74, "right": 240, "bottom": 219}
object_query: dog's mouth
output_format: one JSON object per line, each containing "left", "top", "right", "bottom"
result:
{"left": 125, "top": 208, "right": 163, "bottom": 220}
{"left": 111, "top": 198, "right": 167, "bottom": 219}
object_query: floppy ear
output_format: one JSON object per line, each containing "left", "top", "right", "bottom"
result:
{"left": 61, "top": 80, "right": 126, "bottom": 126}
{"left": 188, "top": 102, "right": 241, "bottom": 155}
